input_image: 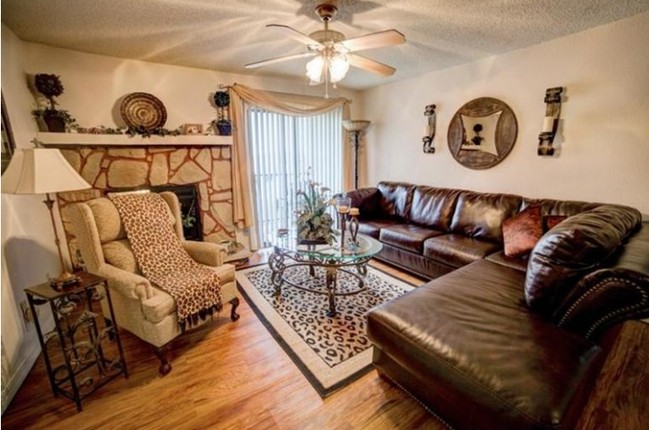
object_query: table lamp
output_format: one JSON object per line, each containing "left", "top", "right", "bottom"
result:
{"left": 2, "top": 148, "right": 91, "bottom": 287}
{"left": 342, "top": 120, "right": 371, "bottom": 189}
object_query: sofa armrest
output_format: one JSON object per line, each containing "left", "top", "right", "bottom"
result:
{"left": 95, "top": 263, "right": 153, "bottom": 301}
{"left": 182, "top": 240, "right": 226, "bottom": 267}
{"left": 344, "top": 187, "right": 381, "bottom": 219}
{"left": 554, "top": 268, "right": 649, "bottom": 340}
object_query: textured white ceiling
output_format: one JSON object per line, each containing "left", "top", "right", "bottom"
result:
{"left": 2, "top": 0, "right": 649, "bottom": 90}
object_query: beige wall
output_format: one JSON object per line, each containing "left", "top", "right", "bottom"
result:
{"left": 0, "top": 24, "right": 361, "bottom": 409}
{"left": 360, "top": 11, "right": 649, "bottom": 215}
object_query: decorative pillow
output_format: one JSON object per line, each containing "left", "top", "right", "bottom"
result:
{"left": 102, "top": 239, "right": 141, "bottom": 274}
{"left": 543, "top": 215, "right": 567, "bottom": 231}
{"left": 525, "top": 205, "right": 642, "bottom": 315}
{"left": 502, "top": 205, "right": 543, "bottom": 258}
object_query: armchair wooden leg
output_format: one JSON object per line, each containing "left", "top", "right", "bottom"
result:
{"left": 154, "top": 344, "right": 172, "bottom": 376}
{"left": 230, "top": 297, "right": 240, "bottom": 322}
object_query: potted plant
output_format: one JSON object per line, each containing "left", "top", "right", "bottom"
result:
{"left": 212, "top": 90, "right": 232, "bottom": 136}
{"left": 296, "top": 180, "right": 335, "bottom": 245}
{"left": 31, "top": 74, "right": 77, "bottom": 132}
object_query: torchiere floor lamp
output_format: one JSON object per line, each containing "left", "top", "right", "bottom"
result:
{"left": 342, "top": 120, "right": 371, "bottom": 189}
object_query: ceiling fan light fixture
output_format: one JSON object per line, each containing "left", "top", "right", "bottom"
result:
{"left": 306, "top": 55, "right": 325, "bottom": 83}
{"left": 329, "top": 52, "right": 349, "bottom": 83}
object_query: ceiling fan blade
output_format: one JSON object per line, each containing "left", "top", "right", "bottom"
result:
{"left": 337, "top": 29, "right": 405, "bottom": 52}
{"left": 348, "top": 54, "right": 396, "bottom": 76}
{"left": 245, "top": 52, "right": 316, "bottom": 69}
{"left": 267, "top": 24, "right": 323, "bottom": 49}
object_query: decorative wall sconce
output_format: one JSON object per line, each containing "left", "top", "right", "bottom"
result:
{"left": 537, "top": 87, "right": 564, "bottom": 156}
{"left": 423, "top": 104, "right": 436, "bottom": 153}
{"left": 342, "top": 120, "right": 371, "bottom": 189}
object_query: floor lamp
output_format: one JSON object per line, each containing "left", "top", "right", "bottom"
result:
{"left": 342, "top": 120, "right": 371, "bottom": 190}
{"left": 2, "top": 148, "right": 91, "bottom": 287}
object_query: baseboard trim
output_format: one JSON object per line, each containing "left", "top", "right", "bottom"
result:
{"left": 1, "top": 341, "right": 41, "bottom": 414}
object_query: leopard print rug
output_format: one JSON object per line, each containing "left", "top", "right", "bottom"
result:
{"left": 110, "top": 193, "right": 221, "bottom": 328}
{"left": 237, "top": 264, "right": 415, "bottom": 396}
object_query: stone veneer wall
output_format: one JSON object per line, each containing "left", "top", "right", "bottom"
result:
{"left": 57, "top": 146, "right": 235, "bottom": 266}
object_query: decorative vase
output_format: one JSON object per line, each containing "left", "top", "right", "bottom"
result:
{"left": 43, "top": 112, "right": 66, "bottom": 132}
{"left": 216, "top": 121, "right": 232, "bottom": 136}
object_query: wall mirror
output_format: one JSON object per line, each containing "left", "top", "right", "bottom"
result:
{"left": 447, "top": 97, "right": 517, "bottom": 169}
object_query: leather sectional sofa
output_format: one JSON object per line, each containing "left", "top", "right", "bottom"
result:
{"left": 346, "top": 181, "right": 649, "bottom": 430}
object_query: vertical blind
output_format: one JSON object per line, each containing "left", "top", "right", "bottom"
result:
{"left": 247, "top": 106, "right": 343, "bottom": 247}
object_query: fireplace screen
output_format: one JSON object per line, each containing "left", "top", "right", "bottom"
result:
{"left": 151, "top": 184, "right": 203, "bottom": 241}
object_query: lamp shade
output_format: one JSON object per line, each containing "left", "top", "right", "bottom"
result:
{"left": 2, "top": 148, "right": 91, "bottom": 195}
{"left": 342, "top": 120, "right": 371, "bottom": 133}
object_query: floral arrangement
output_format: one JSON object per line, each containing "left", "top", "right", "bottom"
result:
{"left": 296, "top": 180, "right": 335, "bottom": 244}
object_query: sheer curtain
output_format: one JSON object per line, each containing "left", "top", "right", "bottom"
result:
{"left": 247, "top": 107, "right": 343, "bottom": 247}
{"left": 229, "top": 83, "right": 351, "bottom": 249}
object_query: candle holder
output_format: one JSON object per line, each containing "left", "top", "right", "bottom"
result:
{"left": 348, "top": 207, "right": 360, "bottom": 250}
{"left": 335, "top": 196, "right": 351, "bottom": 251}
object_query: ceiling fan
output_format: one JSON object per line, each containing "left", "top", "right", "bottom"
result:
{"left": 245, "top": 2, "right": 405, "bottom": 96}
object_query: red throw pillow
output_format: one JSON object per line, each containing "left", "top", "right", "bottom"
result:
{"left": 544, "top": 215, "right": 567, "bottom": 231}
{"left": 502, "top": 205, "right": 543, "bottom": 258}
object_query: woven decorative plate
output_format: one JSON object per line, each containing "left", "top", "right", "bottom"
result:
{"left": 120, "top": 92, "right": 167, "bottom": 129}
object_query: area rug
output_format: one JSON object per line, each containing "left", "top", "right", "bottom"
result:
{"left": 236, "top": 264, "right": 415, "bottom": 397}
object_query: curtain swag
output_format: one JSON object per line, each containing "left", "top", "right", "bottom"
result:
{"left": 228, "top": 83, "right": 352, "bottom": 236}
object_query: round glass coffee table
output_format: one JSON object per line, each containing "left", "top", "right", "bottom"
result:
{"left": 268, "top": 231, "right": 383, "bottom": 317}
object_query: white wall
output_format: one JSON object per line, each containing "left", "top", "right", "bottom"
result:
{"left": 0, "top": 24, "right": 361, "bottom": 409}
{"left": 360, "top": 11, "right": 649, "bottom": 215}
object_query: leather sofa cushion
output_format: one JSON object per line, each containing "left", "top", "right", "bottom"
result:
{"left": 358, "top": 219, "right": 400, "bottom": 239}
{"left": 521, "top": 198, "right": 599, "bottom": 217}
{"left": 409, "top": 186, "right": 461, "bottom": 231}
{"left": 486, "top": 251, "right": 528, "bottom": 272}
{"left": 450, "top": 191, "right": 522, "bottom": 243}
{"left": 377, "top": 181, "right": 415, "bottom": 221}
{"left": 423, "top": 234, "right": 500, "bottom": 268}
{"left": 346, "top": 187, "right": 382, "bottom": 219}
{"left": 367, "top": 260, "right": 602, "bottom": 430}
{"left": 379, "top": 224, "right": 444, "bottom": 254}
{"left": 526, "top": 204, "right": 642, "bottom": 314}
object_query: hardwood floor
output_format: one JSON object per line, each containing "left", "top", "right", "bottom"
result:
{"left": 2, "top": 256, "right": 647, "bottom": 429}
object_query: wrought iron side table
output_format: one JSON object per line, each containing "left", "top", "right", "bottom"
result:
{"left": 25, "top": 272, "right": 128, "bottom": 412}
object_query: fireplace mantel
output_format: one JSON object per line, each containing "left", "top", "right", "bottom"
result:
{"left": 38, "top": 132, "right": 233, "bottom": 147}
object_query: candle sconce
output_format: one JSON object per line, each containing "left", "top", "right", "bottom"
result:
{"left": 348, "top": 208, "right": 360, "bottom": 251}
{"left": 537, "top": 87, "right": 564, "bottom": 157}
{"left": 423, "top": 104, "right": 436, "bottom": 154}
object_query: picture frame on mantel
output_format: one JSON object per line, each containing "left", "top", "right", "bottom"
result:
{"left": 447, "top": 97, "right": 518, "bottom": 170}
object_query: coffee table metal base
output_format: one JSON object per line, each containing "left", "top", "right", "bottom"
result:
{"left": 269, "top": 250, "right": 370, "bottom": 317}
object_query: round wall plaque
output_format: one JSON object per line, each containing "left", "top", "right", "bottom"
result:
{"left": 447, "top": 97, "right": 517, "bottom": 170}
{"left": 120, "top": 92, "right": 167, "bottom": 130}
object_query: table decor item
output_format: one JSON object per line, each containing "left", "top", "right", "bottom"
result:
{"left": 120, "top": 92, "right": 167, "bottom": 130}
{"left": 31, "top": 73, "right": 78, "bottom": 132}
{"left": 212, "top": 90, "right": 232, "bottom": 135}
{"left": 348, "top": 207, "right": 360, "bottom": 248}
{"left": 335, "top": 195, "right": 351, "bottom": 249}
{"left": 296, "top": 180, "right": 335, "bottom": 245}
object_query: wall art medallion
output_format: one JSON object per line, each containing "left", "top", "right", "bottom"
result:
{"left": 120, "top": 92, "right": 167, "bottom": 130}
{"left": 447, "top": 97, "right": 517, "bottom": 169}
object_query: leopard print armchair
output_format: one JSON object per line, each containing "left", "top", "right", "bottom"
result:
{"left": 69, "top": 191, "right": 239, "bottom": 375}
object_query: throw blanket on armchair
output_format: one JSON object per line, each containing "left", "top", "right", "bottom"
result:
{"left": 110, "top": 193, "right": 222, "bottom": 328}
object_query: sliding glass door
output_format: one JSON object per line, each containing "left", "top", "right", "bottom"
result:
{"left": 246, "top": 106, "right": 343, "bottom": 247}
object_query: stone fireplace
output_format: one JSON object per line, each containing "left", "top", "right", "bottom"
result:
{"left": 55, "top": 145, "right": 235, "bottom": 267}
